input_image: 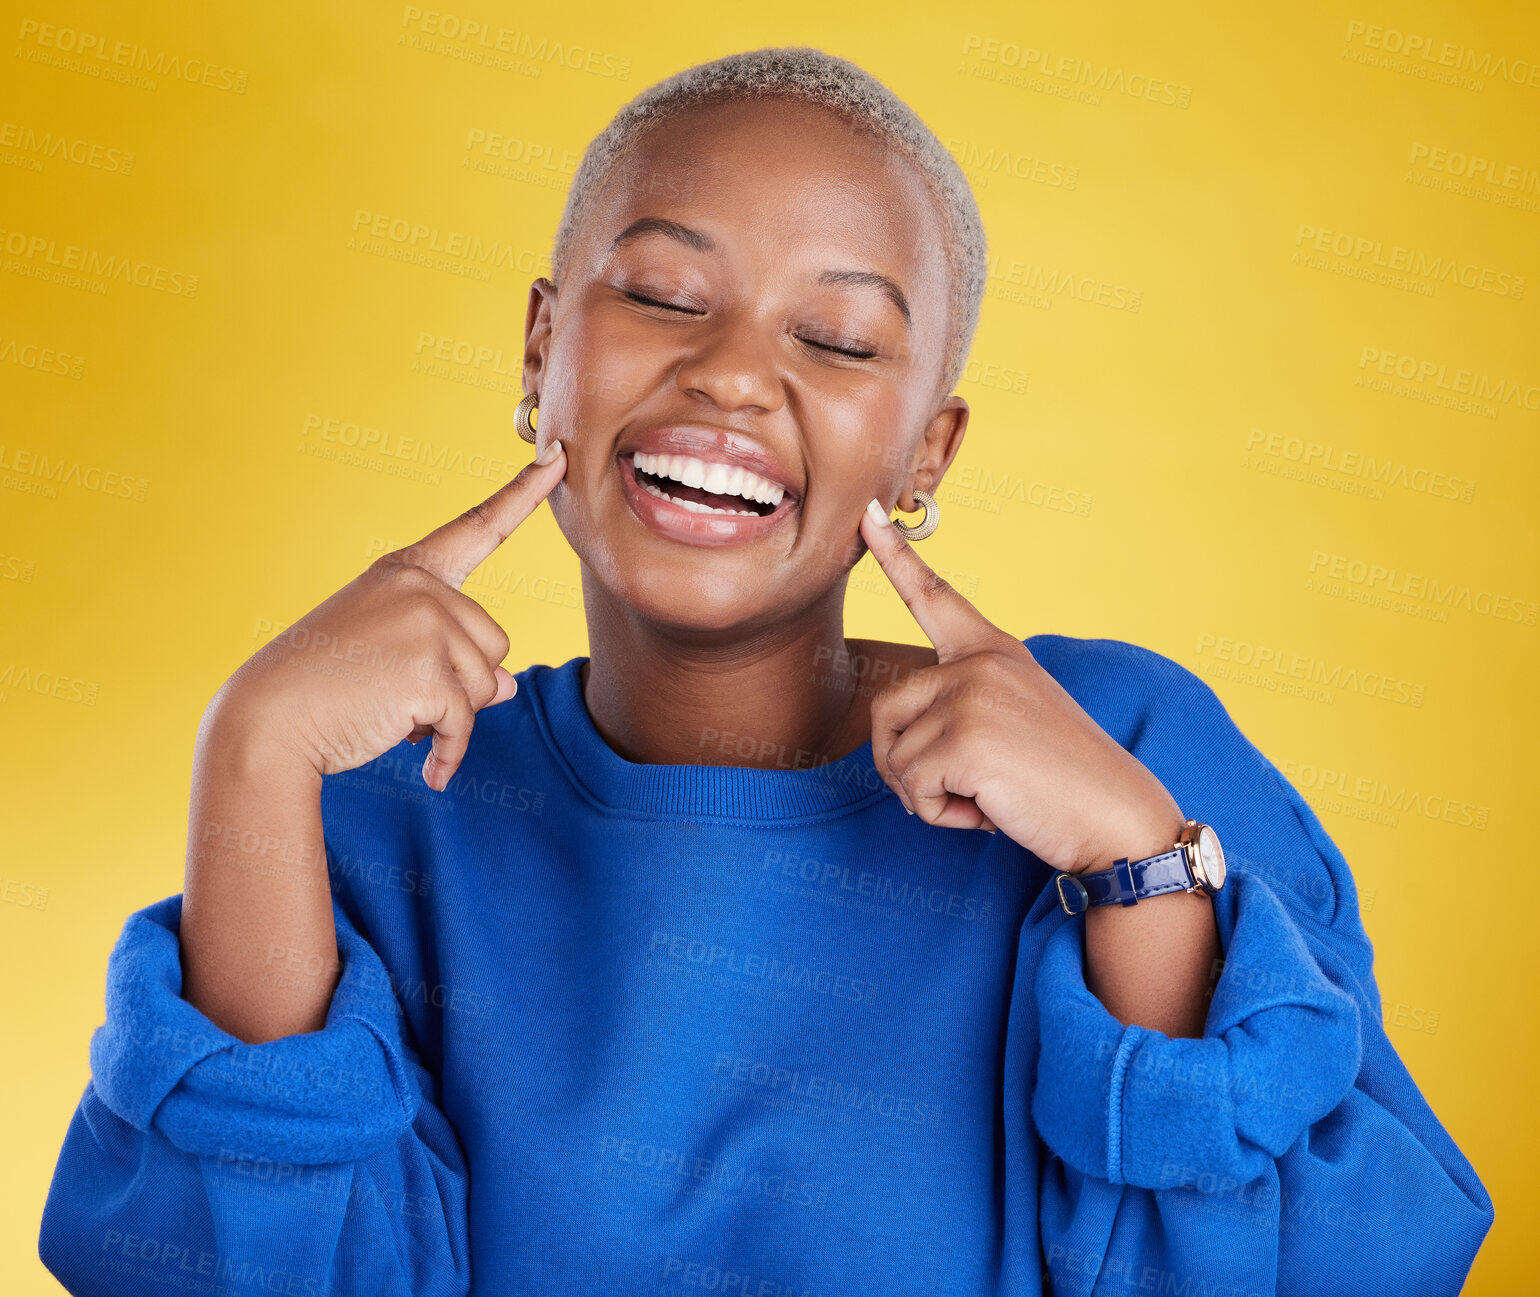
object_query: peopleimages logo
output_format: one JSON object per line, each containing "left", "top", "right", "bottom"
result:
{"left": 349, "top": 210, "right": 550, "bottom": 276}
{"left": 760, "top": 849, "right": 993, "bottom": 923}
{"left": 1407, "top": 142, "right": 1540, "bottom": 192}
{"left": 1194, "top": 632, "right": 1427, "bottom": 707}
{"left": 399, "top": 7, "right": 632, "bottom": 79}
{"left": 1277, "top": 757, "right": 1490, "bottom": 831}
{"left": 958, "top": 33, "right": 1193, "bottom": 107}
{"left": 648, "top": 930, "right": 879, "bottom": 1004}
{"left": 1294, "top": 223, "right": 1525, "bottom": 298}
{"left": 1343, "top": 19, "right": 1540, "bottom": 90}
{"left": 712, "top": 1054, "right": 939, "bottom": 1126}
{"left": 14, "top": 20, "right": 249, "bottom": 91}
{"left": 0, "top": 228, "right": 198, "bottom": 296}
{"left": 1244, "top": 427, "right": 1476, "bottom": 502}
{"left": 1307, "top": 550, "right": 1537, "bottom": 626}
{"left": 1357, "top": 347, "right": 1540, "bottom": 413}
{"left": 0, "top": 121, "right": 134, "bottom": 172}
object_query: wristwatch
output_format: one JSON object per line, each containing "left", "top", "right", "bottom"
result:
{"left": 1053, "top": 818, "right": 1226, "bottom": 916}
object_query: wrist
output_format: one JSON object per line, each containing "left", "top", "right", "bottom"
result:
{"left": 1067, "top": 803, "right": 1186, "bottom": 875}
{"left": 198, "top": 693, "right": 324, "bottom": 789}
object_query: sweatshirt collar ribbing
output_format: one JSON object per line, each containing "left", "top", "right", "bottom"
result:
{"left": 528, "top": 656, "right": 887, "bottom": 822}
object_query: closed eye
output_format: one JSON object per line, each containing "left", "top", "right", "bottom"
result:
{"left": 624, "top": 289, "right": 704, "bottom": 315}
{"left": 624, "top": 289, "right": 876, "bottom": 359}
{"left": 802, "top": 338, "right": 878, "bottom": 360}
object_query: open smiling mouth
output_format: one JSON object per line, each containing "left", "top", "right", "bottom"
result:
{"left": 617, "top": 450, "right": 800, "bottom": 547}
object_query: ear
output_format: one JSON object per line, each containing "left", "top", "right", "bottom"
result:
{"left": 900, "top": 394, "right": 970, "bottom": 512}
{"left": 522, "top": 277, "right": 558, "bottom": 395}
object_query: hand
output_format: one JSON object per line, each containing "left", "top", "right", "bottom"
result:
{"left": 210, "top": 441, "right": 568, "bottom": 791}
{"left": 857, "top": 498, "right": 1185, "bottom": 874}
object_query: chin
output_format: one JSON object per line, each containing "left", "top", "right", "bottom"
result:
{"left": 630, "top": 570, "right": 796, "bottom": 636}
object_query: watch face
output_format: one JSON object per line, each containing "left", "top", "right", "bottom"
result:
{"left": 1197, "top": 825, "right": 1226, "bottom": 891}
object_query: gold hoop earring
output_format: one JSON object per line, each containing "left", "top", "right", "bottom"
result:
{"left": 892, "top": 488, "right": 939, "bottom": 541}
{"left": 514, "top": 393, "right": 538, "bottom": 444}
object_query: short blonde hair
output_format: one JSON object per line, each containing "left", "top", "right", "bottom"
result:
{"left": 550, "top": 46, "right": 988, "bottom": 395}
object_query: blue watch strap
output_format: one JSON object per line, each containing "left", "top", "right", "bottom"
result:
{"left": 1053, "top": 847, "right": 1194, "bottom": 916}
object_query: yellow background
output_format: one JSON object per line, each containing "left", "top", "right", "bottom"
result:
{"left": 2, "top": 1, "right": 1535, "bottom": 1291}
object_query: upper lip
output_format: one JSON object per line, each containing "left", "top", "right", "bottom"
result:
{"left": 620, "top": 425, "right": 802, "bottom": 501}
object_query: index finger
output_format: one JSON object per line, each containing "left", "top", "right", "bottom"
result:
{"left": 398, "top": 439, "right": 566, "bottom": 589}
{"left": 859, "top": 496, "right": 997, "bottom": 662}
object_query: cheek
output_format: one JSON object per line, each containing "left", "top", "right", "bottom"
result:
{"left": 818, "top": 398, "right": 910, "bottom": 497}
{"left": 546, "top": 312, "right": 666, "bottom": 421}
{"left": 538, "top": 318, "right": 661, "bottom": 545}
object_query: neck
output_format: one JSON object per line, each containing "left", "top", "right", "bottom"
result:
{"left": 577, "top": 569, "right": 868, "bottom": 771}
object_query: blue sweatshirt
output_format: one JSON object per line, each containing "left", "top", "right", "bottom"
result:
{"left": 39, "top": 634, "right": 1492, "bottom": 1296}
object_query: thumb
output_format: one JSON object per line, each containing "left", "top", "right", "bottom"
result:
{"left": 485, "top": 666, "right": 519, "bottom": 707}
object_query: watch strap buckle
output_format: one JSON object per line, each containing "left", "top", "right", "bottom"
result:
{"left": 1054, "top": 872, "right": 1089, "bottom": 916}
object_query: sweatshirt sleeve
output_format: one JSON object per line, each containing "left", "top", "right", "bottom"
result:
{"left": 1023, "top": 640, "right": 1494, "bottom": 1297}
{"left": 38, "top": 892, "right": 471, "bottom": 1297}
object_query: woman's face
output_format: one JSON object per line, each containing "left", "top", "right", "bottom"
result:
{"left": 523, "top": 95, "right": 969, "bottom": 633}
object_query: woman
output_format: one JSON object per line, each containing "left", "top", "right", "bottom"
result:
{"left": 40, "top": 47, "right": 1491, "bottom": 1296}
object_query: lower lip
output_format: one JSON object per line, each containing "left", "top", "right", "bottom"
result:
{"left": 617, "top": 453, "right": 798, "bottom": 548}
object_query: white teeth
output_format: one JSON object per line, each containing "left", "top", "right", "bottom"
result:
{"left": 635, "top": 474, "right": 761, "bottom": 516}
{"left": 633, "top": 450, "right": 786, "bottom": 508}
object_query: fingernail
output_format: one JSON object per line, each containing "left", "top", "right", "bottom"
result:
{"left": 866, "top": 497, "right": 890, "bottom": 527}
{"left": 905, "top": 805, "right": 913, "bottom": 815}
{"left": 536, "top": 438, "right": 564, "bottom": 466}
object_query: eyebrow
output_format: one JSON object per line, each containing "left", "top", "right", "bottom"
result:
{"left": 609, "top": 216, "right": 912, "bottom": 329}
{"left": 818, "top": 268, "right": 911, "bottom": 328}
{"left": 609, "top": 217, "right": 714, "bottom": 254}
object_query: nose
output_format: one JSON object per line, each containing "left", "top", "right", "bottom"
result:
{"left": 674, "top": 310, "right": 785, "bottom": 414}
